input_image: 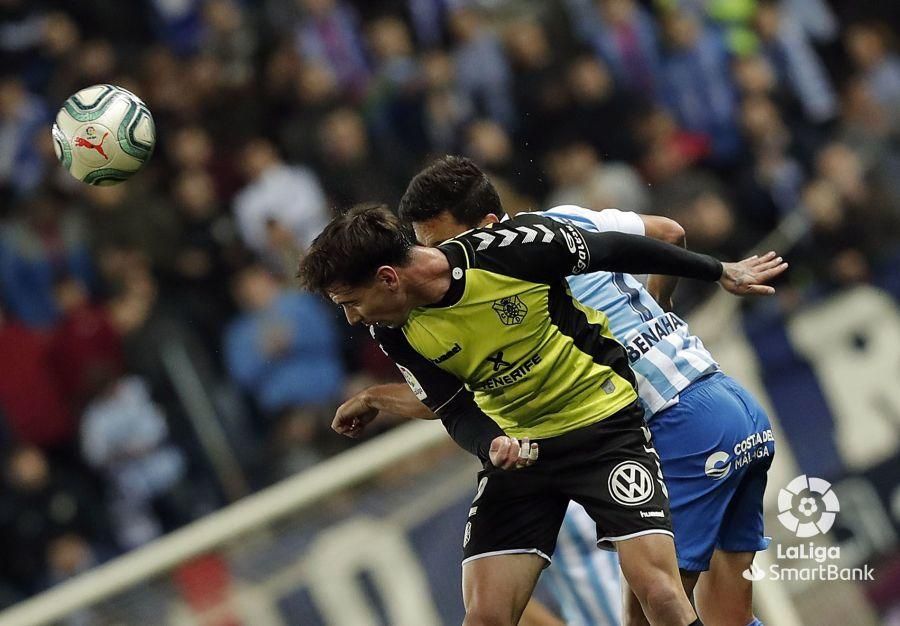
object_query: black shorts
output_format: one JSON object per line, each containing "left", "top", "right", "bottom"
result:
{"left": 462, "top": 402, "right": 673, "bottom": 565}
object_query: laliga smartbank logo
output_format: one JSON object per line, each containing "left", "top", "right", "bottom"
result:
{"left": 777, "top": 474, "right": 839, "bottom": 537}
{"left": 742, "top": 475, "right": 875, "bottom": 583}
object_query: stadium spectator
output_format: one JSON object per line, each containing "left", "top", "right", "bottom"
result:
{"left": 799, "top": 178, "right": 871, "bottom": 287}
{"left": 46, "top": 277, "right": 124, "bottom": 412}
{"left": 731, "top": 52, "right": 819, "bottom": 153}
{"left": 0, "top": 0, "right": 52, "bottom": 80}
{"left": 405, "top": 0, "right": 452, "bottom": 48}
{"left": 0, "top": 77, "right": 49, "bottom": 201}
{"left": 0, "top": 192, "right": 93, "bottom": 328}
{"left": 449, "top": 6, "right": 515, "bottom": 129}
{"left": 572, "top": 0, "right": 662, "bottom": 97}
{"left": 844, "top": 22, "right": 900, "bottom": 110}
{"left": 365, "top": 15, "right": 429, "bottom": 161}
{"left": 463, "top": 118, "right": 546, "bottom": 201}
{"left": 45, "top": 39, "right": 118, "bottom": 110}
{"left": 146, "top": 0, "right": 204, "bottom": 56}
{"left": 561, "top": 53, "right": 643, "bottom": 162}
{"left": 224, "top": 263, "right": 346, "bottom": 475}
{"left": 168, "top": 169, "right": 242, "bottom": 353}
{"left": 104, "top": 258, "right": 226, "bottom": 473}
{"left": 276, "top": 60, "right": 343, "bottom": 165}
{"left": 420, "top": 49, "right": 474, "bottom": 154}
{"left": 736, "top": 94, "right": 806, "bottom": 231}
{"left": 232, "top": 138, "right": 329, "bottom": 262}
{"left": 80, "top": 374, "right": 190, "bottom": 548}
{"left": 659, "top": 9, "right": 741, "bottom": 164}
{"left": 753, "top": 0, "right": 837, "bottom": 124}
{"left": 815, "top": 143, "right": 900, "bottom": 261}
{"left": 18, "top": 12, "right": 81, "bottom": 95}
{"left": 315, "top": 107, "right": 405, "bottom": 208}
{"left": 634, "top": 105, "right": 711, "bottom": 184}
{"left": 545, "top": 139, "right": 650, "bottom": 213}
{"left": 657, "top": 173, "right": 751, "bottom": 258}
{"left": 504, "top": 19, "right": 569, "bottom": 156}
{"left": 0, "top": 446, "right": 108, "bottom": 594}
{"left": 652, "top": 173, "right": 752, "bottom": 308}
{"left": 199, "top": 0, "right": 257, "bottom": 89}
{"left": 838, "top": 78, "right": 900, "bottom": 173}
{"left": 224, "top": 263, "right": 345, "bottom": 419}
{"left": 293, "top": 0, "right": 371, "bottom": 99}
{"left": 0, "top": 306, "right": 78, "bottom": 450}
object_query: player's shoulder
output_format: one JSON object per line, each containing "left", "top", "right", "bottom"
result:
{"left": 542, "top": 205, "right": 644, "bottom": 235}
{"left": 450, "top": 212, "right": 561, "bottom": 252}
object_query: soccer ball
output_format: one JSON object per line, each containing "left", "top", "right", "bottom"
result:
{"left": 52, "top": 84, "right": 156, "bottom": 186}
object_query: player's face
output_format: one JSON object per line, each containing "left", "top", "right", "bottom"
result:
{"left": 413, "top": 212, "right": 499, "bottom": 247}
{"left": 328, "top": 270, "right": 408, "bottom": 328}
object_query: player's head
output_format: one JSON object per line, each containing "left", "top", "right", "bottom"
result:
{"left": 297, "top": 203, "right": 415, "bottom": 327}
{"left": 399, "top": 155, "right": 505, "bottom": 247}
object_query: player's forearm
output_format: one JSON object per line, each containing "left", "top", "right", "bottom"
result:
{"left": 438, "top": 390, "right": 504, "bottom": 462}
{"left": 582, "top": 230, "right": 722, "bottom": 282}
{"left": 363, "top": 383, "right": 436, "bottom": 420}
{"left": 647, "top": 236, "right": 686, "bottom": 307}
{"left": 641, "top": 215, "right": 686, "bottom": 308}
{"left": 647, "top": 274, "right": 678, "bottom": 309}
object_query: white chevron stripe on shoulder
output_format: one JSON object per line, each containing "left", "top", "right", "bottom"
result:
{"left": 472, "top": 232, "right": 495, "bottom": 250}
{"left": 494, "top": 229, "right": 518, "bottom": 247}
{"left": 516, "top": 226, "right": 538, "bottom": 243}
{"left": 535, "top": 224, "right": 555, "bottom": 243}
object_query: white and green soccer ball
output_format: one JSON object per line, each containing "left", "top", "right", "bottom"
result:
{"left": 52, "top": 84, "right": 156, "bottom": 186}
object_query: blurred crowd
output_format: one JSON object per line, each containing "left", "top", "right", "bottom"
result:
{"left": 1, "top": 0, "right": 899, "bottom": 605}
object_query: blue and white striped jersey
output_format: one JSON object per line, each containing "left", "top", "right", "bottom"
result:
{"left": 542, "top": 205, "right": 720, "bottom": 418}
{"left": 542, "top": 502, "right": 622, "bottom": 626}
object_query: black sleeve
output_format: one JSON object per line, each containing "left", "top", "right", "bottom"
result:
{"left": 371, "top": 326, "right": 502, "bottom": 462}
{"left": 580, "top": 229, "right": 723, "bottom": 280}
{"left": 461, "top": 213, "right": 722, "bottom": 284}
{"left": 437, "top": 389, "right": 503, "bottom": 462}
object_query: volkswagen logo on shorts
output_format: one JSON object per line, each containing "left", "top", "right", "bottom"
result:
{"left": 608, "top": 461, "right": 655, "bottom": 506}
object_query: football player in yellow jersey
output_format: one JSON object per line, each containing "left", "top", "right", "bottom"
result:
{"left": 298, "top": 196, "right": 785, "bottom": 626}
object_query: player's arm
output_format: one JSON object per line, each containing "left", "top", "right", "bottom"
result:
{"left": 543, "top": 206, "right": 685, "bottom": 308}
{"left": 436, "top": 385, "right": 539, "bottom": 468}
{"left": 364, "top": 327, "right": 538, "bottom": 468}
{"left": 499, "top": 213, "right": 787, "bottom": 295}
{"left": 640, "top": 215, "right": 686, "bottom": 310}
{"left": 333, "top": 382, "right": 436, "bottom": 440}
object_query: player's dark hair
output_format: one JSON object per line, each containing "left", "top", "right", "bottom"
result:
{"left": 398, "top": 155, "right": 505, "bottom": 227}
{"left": 297, "top": 203, "right": 414, "bottom": 295}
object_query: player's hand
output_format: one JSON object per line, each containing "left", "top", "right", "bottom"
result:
{"left": 489, "top": 436, "right": 539, "bottom": 470}
{"left": 332, "top": 393, "right": 379, "bottom": 438}
{"left": 719, "top": 251, "right": 788, "bottom": 296}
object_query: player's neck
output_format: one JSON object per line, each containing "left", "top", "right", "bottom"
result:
{"left": 403, "top": 246, "right": 452, "bottom": 307}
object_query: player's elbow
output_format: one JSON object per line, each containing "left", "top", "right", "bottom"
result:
{"left": 643, "top": 216, "right": 686, "bottom": 246}
{"left": 657, "top": 218, "right": 685, "bottom": 246}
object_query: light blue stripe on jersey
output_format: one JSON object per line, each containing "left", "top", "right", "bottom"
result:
{"left": 563, "top": 514, "right": 620, "bottom": 626}
{"left": 546, "top": 541, "right": 599, "bottom": 625}
{"left": 545, "top": 505, "right": 621, "bottom": 626}
{"left": 542, "top": 207, "right": 719, "bottom": 419}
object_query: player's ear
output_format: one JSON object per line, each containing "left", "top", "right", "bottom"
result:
{"left": 375, "top": 265, "right": 400, "bottom": 290}
{"left": 482, "top": 214, "right": 501, "bottom": 226}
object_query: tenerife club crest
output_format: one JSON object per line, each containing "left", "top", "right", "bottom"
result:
{"left": 493, "top": 296, "right": 528, "bottom": 325}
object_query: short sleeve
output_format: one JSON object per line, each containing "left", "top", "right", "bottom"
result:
{"left": 544, "top": 205, "right": 645, "bottom": 236}
{"left": 591, "top": 208, "right": 645, "bottom": 235}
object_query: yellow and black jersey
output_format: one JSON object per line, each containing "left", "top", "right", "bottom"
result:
{"left": 373, "top": 212, "right": 720, "bottom": 443}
